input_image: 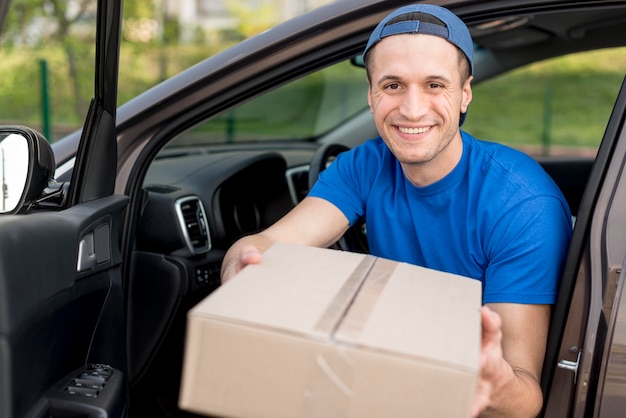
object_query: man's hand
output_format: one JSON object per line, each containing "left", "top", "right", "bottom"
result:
{"left": 472, "top": 306, "right": 509, "bottom": 417}
{"left": 220, "top": 243, "right": 263, "bottom": 283}
{"left": 471, "top": 304, "right": 547, "bottom": 417}
{"left": 220, "top": 197, "right": 351, "bottom": 284}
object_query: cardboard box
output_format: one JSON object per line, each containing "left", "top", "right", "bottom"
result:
{"left": 179, "top": 242, "right": 481, "bottom": 418}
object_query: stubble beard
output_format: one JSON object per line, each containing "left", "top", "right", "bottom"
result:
{"left": 386, "top": 125, "right": 457, "bottom": 167}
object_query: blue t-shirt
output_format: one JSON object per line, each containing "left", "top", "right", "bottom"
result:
{"left": 309, "top": 132, "right": 572, "bottom": 304}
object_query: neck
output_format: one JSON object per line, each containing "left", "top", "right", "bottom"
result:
{"left": 401, "top": 132, "right": 464, "bottom": 187}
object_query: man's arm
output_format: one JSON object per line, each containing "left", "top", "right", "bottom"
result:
{"left": 220, "top": 196, "right": 350, "bottom": 282}
{"left": 472, "top": 303, "right": 550, "bottom": 418}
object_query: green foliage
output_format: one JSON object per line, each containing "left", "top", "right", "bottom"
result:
{"left": 226, "top": 0, "right": 282, "bottom": 39}
{"left": 173, "top": 61, "right": 368, "bottom": 145}
{"left": 124, "top": 0, "right": 156, "bottom": 19}
{"left": 1, "top": 44, "right": 625, "bottom": 150}
{"left": 1, "top": 0, "right": 47, "bottom": 47}
{"left": 0, "top": 0, "right": 624, "bottom": 154}
{"left": 464, "top": 48, "right": 626, "bottom": 155}
{"left": 0, "top": 0, "right": 279, "bottom": 140}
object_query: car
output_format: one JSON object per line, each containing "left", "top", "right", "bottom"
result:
{"left": 1, "top": 0, "right": 626, "bottom": 417}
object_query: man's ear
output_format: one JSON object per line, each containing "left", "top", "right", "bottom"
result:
{"left": 367, "top": 85, "right": 373, "bottom": 113}
{"left": 461, "top": 76, "right": 473, "bottom": 113}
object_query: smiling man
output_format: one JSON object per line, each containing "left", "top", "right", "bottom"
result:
{"left": 221, "top": 4, "right": 572, "bottom": 417}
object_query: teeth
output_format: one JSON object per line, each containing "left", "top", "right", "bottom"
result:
{"left": 399, "top": 126, "right": 429, "bottom": 134}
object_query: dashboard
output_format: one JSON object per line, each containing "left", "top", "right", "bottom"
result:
{"left": 138, "top": 150, "right": 299, "bottom": 254}
{"left": 127, "top": 147, "right": 314, "bottom": 382}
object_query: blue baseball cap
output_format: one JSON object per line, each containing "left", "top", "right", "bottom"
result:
{"left": 363, "top": 4, "right": 474, "bottom": 125}
{"left": 363, "top": 4, "right": 474, "bottom": 74}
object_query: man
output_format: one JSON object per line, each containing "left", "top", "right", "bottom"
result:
{"left": 221, "top": 4, "right": 572, "bottom": 417}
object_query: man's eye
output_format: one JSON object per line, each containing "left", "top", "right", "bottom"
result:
{"left": 429, "top": 83, "right": 443, "bottom": 89}
{"left": 385, "top": 83, "right": 400, "bottom": 90}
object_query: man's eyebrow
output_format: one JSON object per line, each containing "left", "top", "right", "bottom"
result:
{"left": 374, "top": 74, "right": 402, "bottom": 85}
{"left": 428, "top": 74, "right": 453, "bottom": 84}
{"left": 375, "top": 73, "right": 454, "bottom": 85}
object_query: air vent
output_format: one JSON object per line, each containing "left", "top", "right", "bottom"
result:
{"left": 175, "top": 196, "right": 211, "bottom": 254}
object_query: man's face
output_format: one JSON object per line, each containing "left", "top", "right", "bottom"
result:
{"left": 367, "top": 34, "right": 472, "bottom": 181}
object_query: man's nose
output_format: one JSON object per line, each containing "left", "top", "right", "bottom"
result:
{"left": 399, "top": 88, "right": 428, "bottom": 120}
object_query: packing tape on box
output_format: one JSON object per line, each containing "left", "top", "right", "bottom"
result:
{"left": 335, "top": 257, "right": 397, "bottom": 342}
{"left": 314, "top": 254, "right": 377, "bottom": 335}
{"left": 302, "top": 256, "right": 397, "bottom": 417}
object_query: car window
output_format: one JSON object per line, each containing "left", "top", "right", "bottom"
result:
{"left": 165, "top": 46, "right": 625, "bottom": 154}
{"left": 464, "top": 47, "right": 626, "bottom": 157}
{"left": 167, "top": 59, "right": 369, "bottom": 146}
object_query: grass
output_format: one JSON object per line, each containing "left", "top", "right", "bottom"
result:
{"left": 0, "top": 42, "right": 225, "bottom": 140}
{"left": 464, "top": 47, "right": 626, "bottom": 155}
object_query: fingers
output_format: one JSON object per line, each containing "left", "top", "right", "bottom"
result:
{"left": 480, "top": 306, "right": 504, "bottom": 372}
{"left": 221, "top": 243, "right": 263, "bottom": 283}
{"left": 471, "top": 306, "right": 504, "bottom": 417}
{"left": 480, "top": 306, "right": 503, "bottom": 352}
{"left": 240, "top": 244, "right": 262, "bottom": 265}
{"left": 471, "top": 378, "right": 490, "bottom": 417}
{"left": 481, "top": 305, "right": 501, "bottom": 334}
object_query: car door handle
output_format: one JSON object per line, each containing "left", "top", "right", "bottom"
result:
{"left": 77, "top": 232, "right": 97, "bottom": 272}
{"left": 557, "top": 350, "right": 581, "bottom": 384}
{"left": 77, "top": 222, "right": 111, "bottom": 272}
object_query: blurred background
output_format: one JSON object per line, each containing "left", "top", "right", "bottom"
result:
{"left": 0, "top": 0, "right": 332, "bottom": 141}
{"left": 0, "top": 0, "right": 624, "bottom": 157}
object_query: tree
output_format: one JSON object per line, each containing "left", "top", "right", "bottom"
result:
{"left": 227, "top": 0, "right": 281, "bottom": 39}
{"left": 3, "top": 0, "right": 96, "bottom": 121}
{"left": 2, "top": 0, "right": 158, "bottom": 123}
{"left": 47, "top": 0, "right": 96, "bottom": 121}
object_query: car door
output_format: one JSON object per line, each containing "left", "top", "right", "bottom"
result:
{"left": 0, "top": 1, "right": 127, "bottom": 417}
{"left": 542, "top": 77, "right": 626, "bottom": 416}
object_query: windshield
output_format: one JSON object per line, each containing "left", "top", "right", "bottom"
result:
{"left": 168, "top": 59, "right": 369, "bottom": 146}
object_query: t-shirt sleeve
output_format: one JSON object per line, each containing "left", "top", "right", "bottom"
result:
{"left": 308, "top": 141, "right": 379, "bottom": 225}
{"left": 482, "top": 195, "right": 572, "bottom": 304}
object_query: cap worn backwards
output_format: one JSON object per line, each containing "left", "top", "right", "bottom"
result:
{"left": 363, "top": 4, "right": 474, "bottom": 125}
{"left": 363, "top": 4, "right": 474, "bottom": 75}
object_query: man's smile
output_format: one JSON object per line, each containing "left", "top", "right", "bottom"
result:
{"left": 398, "top": 125, "right": 432, "bottom": 135}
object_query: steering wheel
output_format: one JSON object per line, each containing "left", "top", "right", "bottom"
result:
{"left": 308, "top": 143, "right": 369, "bottom": 254}
{"left": 308, "top": 143, "right": 350, "bottom": 190}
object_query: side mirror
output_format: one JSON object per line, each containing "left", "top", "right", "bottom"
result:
{"left": 0, "top": 126, "right": 55, "bottom": 214}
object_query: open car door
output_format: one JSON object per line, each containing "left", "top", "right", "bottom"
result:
{"left": 0, "top": 1, "right": 127, "bottom": 417}
{"left": 542, "top": 77, "right": 626, "bottom": 416}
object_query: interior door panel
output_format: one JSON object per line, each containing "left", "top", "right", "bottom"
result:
{"left": 0, "top": 195, "right": 128, "bottom": 418}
